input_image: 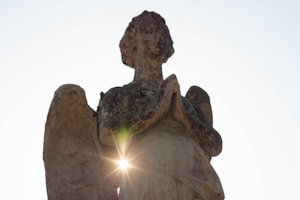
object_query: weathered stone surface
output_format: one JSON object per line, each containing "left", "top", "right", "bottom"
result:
{"left": 186, "top": 86, "right": 213, "bottom": 126}
{"left": 119, "top": 10, "right": 174, "bottom": 69}
{"left": 99, "top": 78, "right": 224, "bottom": 199}
{"left": 43, "top": 84, "right": 119, "bottom": 200}
{"left": 120, "top": 125, "right": 224, "bottom": 199}
{"left": 98, "top": 10, "right": 224, "bottom": 199}
{"left": 43, "top": 10, "right": 224, "bottom": 200}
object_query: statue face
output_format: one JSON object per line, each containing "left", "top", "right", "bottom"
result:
{"left": 119, "top": 11, "right": 174, "bottom": 68}
{"left": 136, "top": 24, "right": 165, "bottom": 60}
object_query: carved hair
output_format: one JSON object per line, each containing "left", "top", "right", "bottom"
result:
{"left": 119, "top": 10, "right": 174, "bottom": 68}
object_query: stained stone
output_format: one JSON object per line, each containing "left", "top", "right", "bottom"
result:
{"left": 43, "top": 10, "right": 224, "bottom": 200}
{"left": 43, "top": 84, "right": 118, "bottom": 200}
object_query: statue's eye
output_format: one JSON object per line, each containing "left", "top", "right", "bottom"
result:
{"left": 144, "top": 29, "right": 153, "bottom": 34}
{"left": 144, "top": 25, "right": 155, "bottom": 34}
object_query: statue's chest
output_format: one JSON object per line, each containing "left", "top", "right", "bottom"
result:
{"left": 99, "top": 84, "right": 162, "bottom": 118}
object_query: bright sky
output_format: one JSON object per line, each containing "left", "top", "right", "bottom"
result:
{"left": 0, "top": 1, "right": 299, "bottom": 199}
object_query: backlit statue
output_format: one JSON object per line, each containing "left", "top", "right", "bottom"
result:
{"left": 43, "top": 10, "right": 224, "bottom": 200}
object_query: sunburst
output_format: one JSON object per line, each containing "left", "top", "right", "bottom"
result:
{"left": 118, "top": 157, "right": 130, "bottom": 170}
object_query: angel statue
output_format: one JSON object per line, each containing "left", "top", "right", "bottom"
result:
{"left": 43, "top": 10, "right": 224, "bottom": 200}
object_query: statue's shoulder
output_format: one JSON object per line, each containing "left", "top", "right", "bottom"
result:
{"left": 99, "top": 83, "right": 134, "bottom": 106}
{"left": 100, "top": 82, "right": 141, "bottom": 100}
{"left": 101, "top": 82, "right": 160, "bottom": 106}
{"left": 101, "top": 85, "right": 123, "bottom": 99}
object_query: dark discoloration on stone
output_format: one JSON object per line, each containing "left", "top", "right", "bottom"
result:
{"left": 43, "top": 10, "right": 224, "bottom": 200}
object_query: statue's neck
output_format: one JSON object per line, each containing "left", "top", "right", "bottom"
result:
{"left": 133, "top": 59, "right": 163, "bottom": 83}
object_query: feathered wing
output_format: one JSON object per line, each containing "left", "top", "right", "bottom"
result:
{"left": 185, "top": 85, "right": 222, "bottom": 157}
{"left": 185, "top": 86, "right": 213, "bottom": 126}
{"left": 43, "top": 84, "right": 119, "bottom": 200}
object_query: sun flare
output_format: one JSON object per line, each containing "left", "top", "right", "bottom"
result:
{"left": 118, "top": 158, "right": 130, "bottom": 170}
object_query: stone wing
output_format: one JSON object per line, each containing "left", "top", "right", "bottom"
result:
{"left": 185, "top": 86, "right": 213, "bottom": 126}
{"left": 43, "top": 84, "right": 119, "bottom": 200}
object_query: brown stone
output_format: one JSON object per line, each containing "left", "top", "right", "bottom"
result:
{"left": 43, "top": 84, "right": 119, "bottom": 200}
{"left": 43, "top": 10, "right": 224, "bottom": 200}
{"left": 98, "top": 11, "right": 224, "bottom": 199}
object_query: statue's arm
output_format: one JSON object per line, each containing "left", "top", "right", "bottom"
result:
{"left": 171, "top": 83, "right": 222, "bottom": 157}
{"left": 99, "top": 76, "right": 178, "bottom": 145}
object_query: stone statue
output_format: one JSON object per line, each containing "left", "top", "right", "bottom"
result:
{"left": 43, "top": 85, "right": 119, "bottom": 200}
{"left": 43, "top": 10, "right": 224, "bottom": 200}
{"left": 100, "top": 10, "right": 224, "bottom": 200}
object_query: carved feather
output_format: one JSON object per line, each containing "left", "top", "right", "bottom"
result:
{"left": 43, "top": 84, "right": 119, "bottom": 200}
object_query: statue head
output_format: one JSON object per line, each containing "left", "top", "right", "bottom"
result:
{"left": 119, "top": 11, "right": 174, "bottom": 68}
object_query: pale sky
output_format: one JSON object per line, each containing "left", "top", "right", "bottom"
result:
{"left": 1, "top": 1, "right": 299, "bottom": 199}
